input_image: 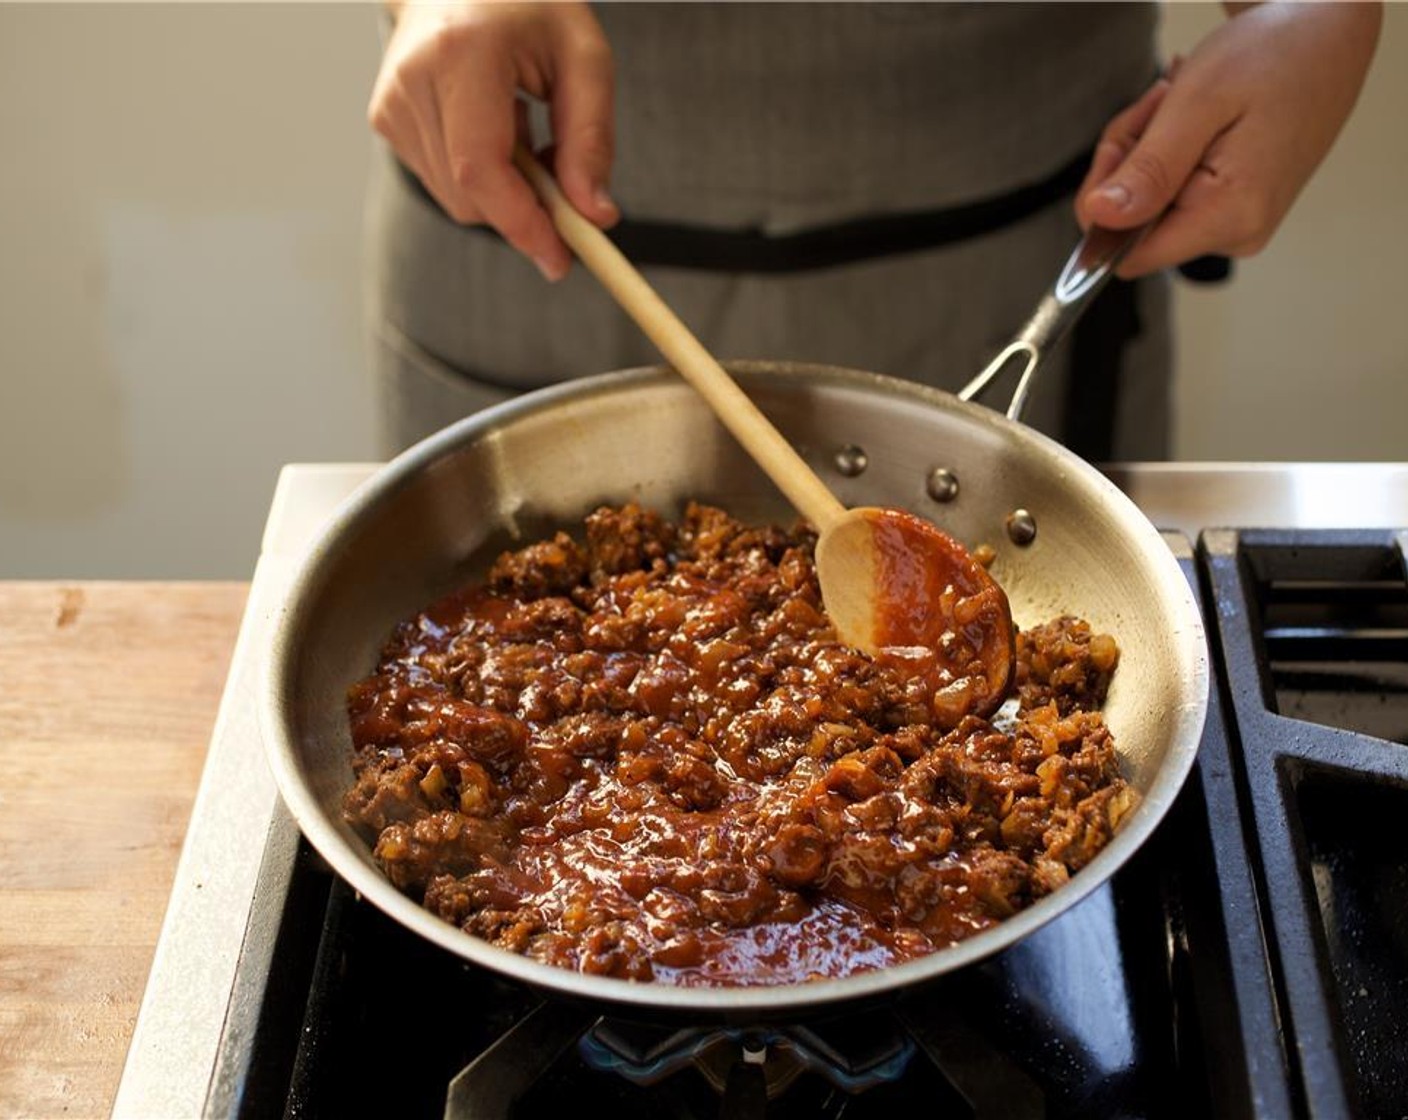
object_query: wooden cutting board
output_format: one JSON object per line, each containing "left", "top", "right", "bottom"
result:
{"left": 0, "top": 582, "right": 247, "bottom": 1120}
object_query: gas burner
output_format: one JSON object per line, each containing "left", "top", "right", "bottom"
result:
{"left": 579, "top": 1013, "right": 915, "bottom": 1098}
{"left": 440, "top": 1000, "right": 1050, "bottom": 1120}
{"left": 439, "top": 998, "right": 927, "bottom": 1120}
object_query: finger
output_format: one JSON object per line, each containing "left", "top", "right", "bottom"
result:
{"left": 370, "top": 52, "right": 484, "bottom": 224}
{"left": 1112, "top": 164, "right": 1247, "bottom": 278}
{"left": 1080, "top": 78, "right": 1235, "bottom": 232}
{"left": 1074, "top": 79, "right": 1171, "bottom": 228}
{"left": 437, "top": 61, "right": 571, "bottom": 281}
{"left": 406, "top": 74, "right": 455, "bottom": 205}
{"left": 549, "top": 28, "right": 618, "bottom": 227}
{"left": 369, "top": 85, "right": 443, "bottom": 206}
{"left": 1074, "top": 143, "right": 1125, "bottom": 233}
{"left": 394, "top": 75, "right": 468, "bottom": 220}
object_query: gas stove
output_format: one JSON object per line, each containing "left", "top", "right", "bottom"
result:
{"left": 113, "top": 464, "right": 1408, "bottom": 1119}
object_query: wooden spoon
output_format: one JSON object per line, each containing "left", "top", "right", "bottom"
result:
{"left": 514, "top": 148, "right": 1014, "bottom": 709}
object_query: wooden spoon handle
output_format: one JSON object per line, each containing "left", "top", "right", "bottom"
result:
{"left": 513, "top": 147, "right": 846, "bottom": 532}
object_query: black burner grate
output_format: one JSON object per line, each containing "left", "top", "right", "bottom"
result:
{"left": 1203, "top": 528, "right": 1408, "bottom": 1120}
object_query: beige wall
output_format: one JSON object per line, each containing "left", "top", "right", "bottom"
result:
{"left": 0, "top": 4, "right": 381, "bottom": 578}
{"left": 0, "top": 3, "right": 1404, "bottom": 578}
{"left": 1162, "top": 2, "right": 1408, "bottom": 460}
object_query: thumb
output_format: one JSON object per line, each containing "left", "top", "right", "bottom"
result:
{"left": 1082, "top": 85, "right": 1223, "bottom": 231}
{"left": 550, "top": 32, "right": 618, "bottom": 228}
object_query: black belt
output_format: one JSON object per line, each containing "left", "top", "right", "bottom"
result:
{"left": 406, "top": 148, "right": 1234, "bottom": 283}
{"left": 408, "top": 148, "right": 1091, "bottom": 273}
{"left": 599, "top": 150, "right": 1091, "bottom": 272}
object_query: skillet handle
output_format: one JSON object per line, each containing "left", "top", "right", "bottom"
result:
{"left": 957, "top": 224, "right": 1146, "bottom": 424}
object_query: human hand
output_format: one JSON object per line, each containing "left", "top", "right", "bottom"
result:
{"left": 1076, "top": 2, "right": 1381, "bottom": 279}
{"left": 369, "top": 1, "right": 617, "bottom": 281}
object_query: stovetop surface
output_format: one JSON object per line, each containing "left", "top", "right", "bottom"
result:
{"left": 113, "top": 464, "right": 1408, "bottom": 1120}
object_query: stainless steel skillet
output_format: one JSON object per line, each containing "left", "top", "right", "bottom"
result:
{"left": 259, "top": 351, "right": 1208, "bottom": 1018}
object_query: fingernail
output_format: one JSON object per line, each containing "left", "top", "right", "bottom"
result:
{"left": 533, "top": 255, "right": 567, "bottom": 283}
{"left": 1097, "top": 183, "right": 1133, "bottom": 210}
{"left": 593, "top": 185, "right": 618, "bottom": 218}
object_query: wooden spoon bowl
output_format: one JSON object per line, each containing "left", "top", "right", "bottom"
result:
{"left": 816, "top": 506, "right": 1014, "bottom": 713}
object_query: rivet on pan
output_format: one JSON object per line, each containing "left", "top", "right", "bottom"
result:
{"left": 926, "top": 467, "right": 959, "bottom": 503}
{"left": 834, "top": 445, "right": 868, "bottom": 477}
{"left": 1006, "top": 509, "right": 1038, "bottom": 546}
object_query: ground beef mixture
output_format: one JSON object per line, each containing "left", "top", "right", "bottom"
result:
{"left": 343, "top": 502, "right": 1136, "bottom": 986}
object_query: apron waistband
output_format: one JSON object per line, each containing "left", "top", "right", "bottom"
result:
{"left": 404, "top": 146, "right": 1092, "bottom": 274}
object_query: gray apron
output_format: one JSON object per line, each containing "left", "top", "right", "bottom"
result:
{"left": 365, "top": 2, "right": 1170, "bottom": 461}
